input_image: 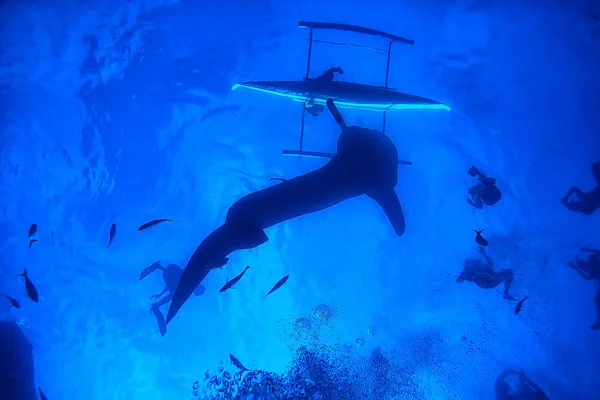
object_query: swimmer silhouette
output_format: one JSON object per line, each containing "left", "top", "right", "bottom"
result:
{"left": 140, "top": 262, "right": 209, "bottom": 336}
{"left": 561, "top": 160, "right": 600, "bottom": 215}
{"left": 166, "top": 99, "right": 406, "bottom": 325}
{"left": 466, "top": 165, "right": 501, "bottom": 209}
{"left": 456, "top": 246, "right": 518, "bottom": 301}
{"left": 494, "top": 369, "right": 549, "bottom": 400}
{"left": 568, "top": 247, "right": 600, "bottom": 329}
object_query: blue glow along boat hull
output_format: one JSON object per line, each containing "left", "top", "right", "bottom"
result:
{"left": 231, "top": 80, "right": 450, "bottom": 111}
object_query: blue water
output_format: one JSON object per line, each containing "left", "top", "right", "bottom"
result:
{"left": 1, "top": 0, "right": 599, "bottom": 399}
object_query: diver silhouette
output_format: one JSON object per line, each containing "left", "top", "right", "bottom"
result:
{"left": 466, "top": 165, "right": 502, "bottom": 209}
{"left": 165, "top": 99, "right": 406, "bottom": 325}
{"left": 561, "top": 161, "right": 600, "bottom": 215}
{"left": 456, "top": 246, "right": 517, "bottom": 300}
{"left": 139, "top": 262, "right": 207, "bottom": 336}
{"left": 494, "top": 369, "right": 549, "bottom": 400}
{"left": 568, "top": 247, "right": 600, "bottom": 330}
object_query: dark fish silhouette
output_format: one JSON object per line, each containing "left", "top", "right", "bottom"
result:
{"left": 2, "top": 293, "right": 20, "bottom": 309}
{"left": 219, "top": 265, "right": 250, "bottom": 293}
{"left": 165, "top": 101, "right": 406, "bottom": 325}
{"left": 229, "top": 353, "right": 249, "bottom": 372}
{"left": 28, "top": 224, "right": 38, "bottom": 248}
{"left": 106, "top": 223, "right": 116, "bottom": 248}
{"left": 473, "top": 229, "right": 488, "bottom": 247}
{"left": 515, "top": 296, "right": 529, "bottom": 315}
{"left": 263, "top": 275, "right": 289, "bottom": 299}
{"left": 38, "top": 387, "right": 48, "bottom": 400}
{"left": 270, "top": 177, "right": 287, "bottom": 182}
{"left": 139, "top": 261, "right": 162, "bottom": 281}
{"left": 137, "top": 219, "right": 174, "bottom": 231}
{"left": 19, "top": 268, "right": 39, "bottom": 303}
{"left": 28, "top": 224, "right": 37, "bottom": 237}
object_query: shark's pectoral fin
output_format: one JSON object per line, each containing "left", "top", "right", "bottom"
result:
{"left": 367, "top": 188, "right": 406, "bottom": 237}
{"left": 206, "top": 257, "right": 229, "bottom": 270}
{"left": 223, "top": 220, "right": 269, "bottom": 250}
{"left": 235, "top": 222, "right": 269, "bottom": 249}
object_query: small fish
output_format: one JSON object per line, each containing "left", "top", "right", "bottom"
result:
{"left": 28, "top": 224, "right": 37, "bottom": 237}
{"left": 137, "top": 219, "right": 175, "bottom": 231}
{"left": 2, "top": 293, "right": 20, "bottom": 309}
{"left": 473, "top": 229, "right": 488, "bottom": 247}
{"left": 106, "top": 223, "right": 116, "bottom": 248}
{"left": 19, "top": 268, "right": 39, "bottom": 303}
{"left": 229, "top": 353, "right": 249, "bottom": 372}
{"left": 220, "top": 265, "right": 250, "bottom": 293}
{"left": 270, "top": 177, "right": 287, "bottom": 182}
{"left": 28, "top": 224, "right": 38, "bottom": 248}
{"left": 139, "top": 261, "right": 162, "bottom": 281}
{"left": 515, "top": 296, "right": 529, "bottom": 315}
{"left": 263, "top": 275, "right": 289, "bottom": 299}
{"left": 38, "top": 387, "right": 48, "bottom": 400}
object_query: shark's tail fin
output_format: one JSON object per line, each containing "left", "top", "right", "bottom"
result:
{"left": 166, "top": 222, "right": 268, "bottom": 325}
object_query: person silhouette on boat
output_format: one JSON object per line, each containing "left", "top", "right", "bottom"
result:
{"left": 568, "top": 247, "right": 600, "bottom": 330}
{"left": 305, "top": 66, "right": 345, "bottom": 117}
{"left": 494, "top": 369, "right": 549, "bottom": 400}
{"left": 456, "top": 246, "right": 518, "bottom": 301}
{"left": 139, "top": 262, "right": 206, "bottom": 336}
{"left": 466, "top": 165, "right": 502, "bottom": 209}
{"left": 561, "top": 160, "right": 600, "bottom": 215}
{"left": 315, "top": 66, "right": 344, "bottom": 82}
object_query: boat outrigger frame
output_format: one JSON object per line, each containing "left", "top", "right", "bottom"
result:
{"left": 232, "top": 21, "right": 451, "bottom": 166}
{"left": 293, "top": 21, "right": 415, "bottom": 165}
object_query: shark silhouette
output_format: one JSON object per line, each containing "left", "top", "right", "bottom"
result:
{"left": 166, "top": 122, "right": 406, "bottom": 325}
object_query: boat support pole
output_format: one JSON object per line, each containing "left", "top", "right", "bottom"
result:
{"left": 382, "top": 39, "right": 393, "bottom": 134}
{"left": 305, "top": 28, "right": 314, "bottom": 79}
{"left": 298, "top": 28, "right": 314, "bottom": 153}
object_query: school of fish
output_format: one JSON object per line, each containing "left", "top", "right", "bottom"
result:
{"left": 6, "top": 210, "right": 531, "bottom": 398}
